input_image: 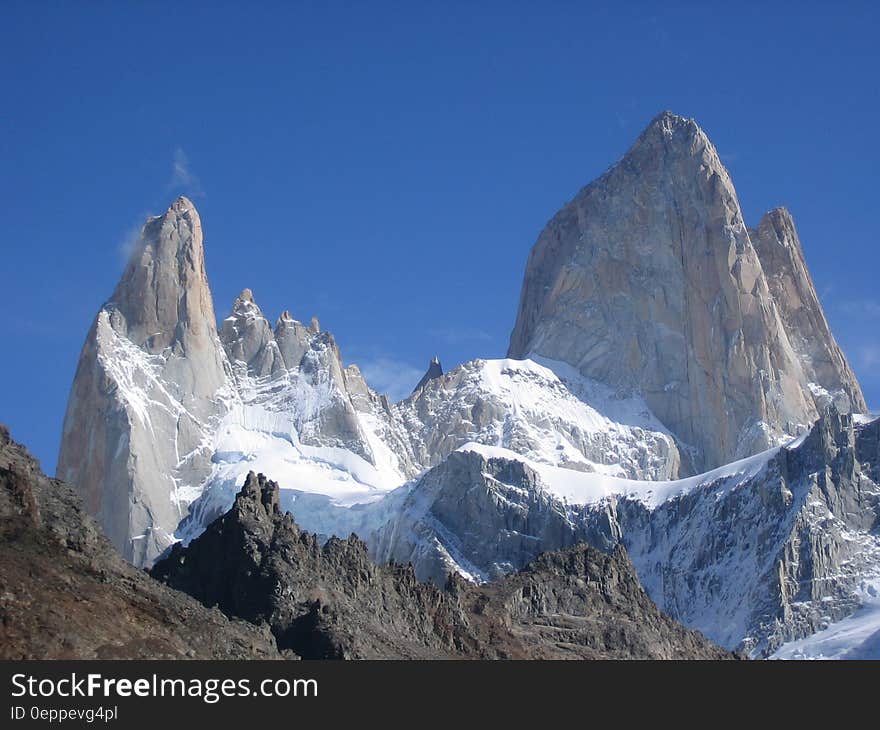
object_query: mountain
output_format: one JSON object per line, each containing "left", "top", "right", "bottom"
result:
{"left": 749, "top": 207, "right": 863, "bottom": 411}
{"left": 178, "top": 355, "right": 682, "bottom": 553}
{"left": 56, "top": 111, "right": 876, "bottom": 659}
{"left": 508, "top": 111, "right": 866, "bottom": 473}
{"left": 153, "top": 471, "right": 732, "bottom": 659}
{"left": 59, "top": 207, "right": 680, "bottom": 565}
{"left": 0, "top": 425, "right": 281, "bottom": 659}
{"left": 57, "top": 196, "right": 235, "bottom": 566}
{"left": 369, "top": 407, "right": 880, "bottom": 656}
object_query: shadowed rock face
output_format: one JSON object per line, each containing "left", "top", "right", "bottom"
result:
{"left": 413, "top": 356, "right": 443, "bottom": 394}
{"left": 57, "top": 196, "right": 233, "bottom": 566}
{"left": 0, "top": 425, "right": 282, "bottom": 660}
{"left": 508, "top": 111, "right": 864, "bottom": 472}
{"left": 153, "top": 471, "right": 733, "bottom": 659}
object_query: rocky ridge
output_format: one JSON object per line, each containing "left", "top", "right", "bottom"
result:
{"left": 370, "top": 408, "right": 880, "bottom": 655}
{"left": 153, "top": 471, "right": 733, "bottom": 659}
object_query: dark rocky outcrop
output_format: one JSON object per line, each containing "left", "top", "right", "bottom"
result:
{"left": 413, "top": 356, "right": 443, "bottom": 394}
{"left": 153, "top": 471, "right": 734, "bottom": 659}
{"left": 0, "top": 425, "right": 282, "bottom": 660}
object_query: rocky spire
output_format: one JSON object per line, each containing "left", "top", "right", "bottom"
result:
{"left": 274, "top": 310, "right": 313, "bottom": 369}
{"left": 750, "top": 207, "right": 866, "bottom": 413}
{"left": 413, "top": 356, "right": 443, "bottom": 394}
{"left": 220, "top": 288, "right": 285, "bottom": 377}
{"left": 58, "top": 197, "right": 232, "bottom": 566}
{"left": 507, "top": 111, "right": 854, "bottom": 471}
{"left": 106, "top": 196, "right": 227, "bottom": 396}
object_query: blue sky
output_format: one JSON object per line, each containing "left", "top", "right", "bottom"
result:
{"left": 2, "top": 2, "right": 878, "bottom": 472}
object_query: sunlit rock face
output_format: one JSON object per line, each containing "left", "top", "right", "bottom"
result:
{"left": 58, "top": 197, "right": 234, "bottom": 566}
{"left": 508, "top": 111, "right": 864, "bottom": 472}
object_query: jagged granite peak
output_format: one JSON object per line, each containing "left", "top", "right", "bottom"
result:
{"left": 1, "top": 426, "right": 281, "bottom": 659}
{"left": 105, "top": 195, "right": 227, "bottom": 395}
{"left": 153, "top": 471, "right": 732, "bottom": 659}
{"left": 750, "top": 207, "right": 866, "bottom": 413}
{"left": 58, "top": 197, "right": 234, "bottom": 566}
{"left": 216, "top": 291, "right": 387, "bottom": 467}
{"left": 274, "top": 310, "right": 314, "bottom": 370}
{"left": 220, "top": 288, "right": 285, "bottom": 377}
{"left": 412, "top": 355, "right": 443, "bottom": 393}
{"left": 508, "top": 110, "right": 859, "bottom": 471}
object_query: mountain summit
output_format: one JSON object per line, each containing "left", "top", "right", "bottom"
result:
{"left": 413, "top": 356, "right": 443, "bottom": 393}
{"left": 58, "top": 196, "right": 232, "bottom": 565}
{"left": 508, "top": 111, "right": 865, "bottom": 471}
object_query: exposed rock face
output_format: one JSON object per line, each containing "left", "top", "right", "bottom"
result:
{"left": 750, "top": 207, "right": 866, "bottom": 413}
{"left": 57, "top": 196, "right": 234, "bottom": 566}
{"left": 600, "top": 409, "right": 880, "bottom": 655}
{"left": 218, "top": 288, "right": 374, "bottom": 461}
{"left": 0, "top": 425, "right": 282, "bottom": 660}
{"left": 454, "top": 542, "right": 732, "bottom": 660}
{"left": 413, "top": 356, "right": 443, "bottom": 393}
{"left": 55, "top": 123, "right": 872, "bottom": 660}
{"left": 508, "top": 112, "right": 864, "bottom": 471}
{"left": 371, "top": 450, "right": 586, "bottom": 584}
{"left": 179, "top": 356, "right": 682, "bottom": 546}
{"left": 153, "top": 471, "right": 732, "bottom": 659}
{"left": 154, "top": 472, "right": 468, "bottom": 659}
{"left": 375, "top": 410, "right": 880, "bottom": 655}
{"left": 220, "top": 289, "right": 286, "bottom": 377}
{"left": 395, "top": 358, "right": 682, "bottom": 479}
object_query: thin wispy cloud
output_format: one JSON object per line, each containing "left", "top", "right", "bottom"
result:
{"left": 838, "top": 299, "right": 880, "bottom": 319}
{"left": 356, "top": 356, "right": 424, "bottom": 402}
{"left": 117, "top": 220, "right": 146, "bottom": 263}
{"left": 168, "top": 147, "right": 204, "bottom": 197}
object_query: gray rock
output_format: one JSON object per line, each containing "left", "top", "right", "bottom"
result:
{"left": 750, "top": 207, "right": 866, "bottom": 414}
{"left": 508, "top": 111, "right": 864, "bottom": 471}
{"left": 220, "top": 289, "right": 286, "bottom": 377}
{"left": 274, "top": 310, "right": 313, "bottom": 369}
{"left": 374, "top": 408, "right": 880, "bottom": 655}
{"left": 57, "top": 197, "right": 234, "bottom": 566}
{"left": 371, "top": 450, "right": 584, "bottom": 584}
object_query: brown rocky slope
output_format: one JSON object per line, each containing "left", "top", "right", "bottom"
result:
{"left": 0, "top": 425, "right": 282, "bottom": 659}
